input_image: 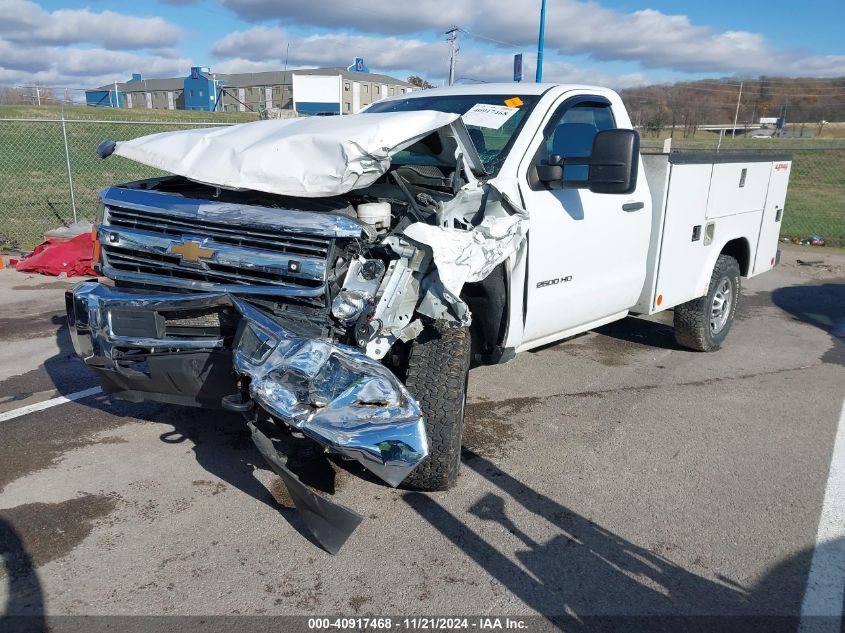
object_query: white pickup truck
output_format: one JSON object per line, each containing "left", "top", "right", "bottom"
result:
{"left": 68, "top": 83, "right": 791, "bottom": 551}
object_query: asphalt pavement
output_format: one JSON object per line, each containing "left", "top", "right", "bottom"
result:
{"left": 0, "top": 247, "right": 843, "bottom": 630}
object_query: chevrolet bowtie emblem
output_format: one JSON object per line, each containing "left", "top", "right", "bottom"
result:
{"left": 169, "top": 240, "right": 215, "bottom": 263}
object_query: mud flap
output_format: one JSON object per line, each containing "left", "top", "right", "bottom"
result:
{"left": 248, "top": 421, "right": 364, "bottom": 555}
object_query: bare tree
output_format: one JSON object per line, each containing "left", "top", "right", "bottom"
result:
{"left": 0, "top": 86, "right": 31, "bottom": 104}
{"left": 407, "top": 75, "right": 435, "bottom": 89}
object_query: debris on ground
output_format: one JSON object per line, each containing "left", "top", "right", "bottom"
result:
{"left": 785, "top": 235, "right": 828, "bottom": 247}
{"left": 15, "top": 233, "right": 99, "bottom": 277}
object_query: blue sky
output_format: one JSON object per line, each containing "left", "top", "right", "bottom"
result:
{"left": 606, "top": 0, "right": 844, "bottom": 55}
{"left": 3, "top": 0, "right": 844, "bottom": 89}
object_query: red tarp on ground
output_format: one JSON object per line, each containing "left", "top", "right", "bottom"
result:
{"left": 15, "top": 233, "right": 99, "bottom": 277}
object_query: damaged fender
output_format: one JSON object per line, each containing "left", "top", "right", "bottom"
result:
{"left": 386, "top": 182, "right": 529, "bottom": 326}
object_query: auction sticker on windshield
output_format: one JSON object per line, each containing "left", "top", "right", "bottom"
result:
{"left": 462, "top": 103, "right": 520, "bottom": 129}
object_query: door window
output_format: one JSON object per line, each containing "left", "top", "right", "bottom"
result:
{"left": 538, "top": 101, "right": 616, "bottom": 183}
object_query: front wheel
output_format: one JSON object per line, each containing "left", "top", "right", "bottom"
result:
{"left": 401, "top": 321, "right": 471, "bottom": 491}
{"left": 674, "top": 254, "right": 741, "bottom": 352}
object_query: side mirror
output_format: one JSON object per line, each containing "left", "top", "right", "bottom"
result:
{"left": 588, "top": 129, "right": 639, "bottom": 194}
{"left": 535, "top": 154, "right": 563, "bottom": 184}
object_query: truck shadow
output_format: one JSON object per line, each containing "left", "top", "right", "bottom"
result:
{"left": 526, "top": 316, "right": 684, "bottom": 356}
{"left": 0, "top": 517, "right": 45, "bottom": 631}
{"left": 771, "top": 282, "right": 845, "bottom": 365}
{"left": 592, "top": 315, "right": 684, "bottom": 351}
{"left": 404, "top": 450, "right": 812, "bottom": 631}
{"left": 10, "top": 314, "right": 95, "bottom": 399}
{"left": 151, "top": 407, "right": 334, "bottom": 550}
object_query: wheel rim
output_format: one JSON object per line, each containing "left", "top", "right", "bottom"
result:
{"left": 710, "top": 278, "right": 732, "bottom": 335}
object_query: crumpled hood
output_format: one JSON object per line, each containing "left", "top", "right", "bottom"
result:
{"left": 113, "top": 111, "right": 466, "bottom": 198}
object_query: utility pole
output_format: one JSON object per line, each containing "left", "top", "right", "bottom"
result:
{"left": 535, "top": 0, "right": 547, "bottom": 82}
{"left": 35, "top": 86, "right": 41, "bottom": 106}
{"left": 283, "top": 42, "right": 291, "bottom": 109}
{"left": 731, "top": 80, "right": 743, "bottom": 139}
{"left": 446, "top": 27, "right": 459, "bottom": 86}
{"left": 782, "top": 98, "right": 789, "bottom": 133}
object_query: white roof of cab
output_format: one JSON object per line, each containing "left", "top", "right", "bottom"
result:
{"left": 386, "top": 82, "right": 613, "bottom": 98}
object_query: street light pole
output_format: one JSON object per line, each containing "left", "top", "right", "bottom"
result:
{"left": 535, "top": 0, "right": 547, "bottom": 82}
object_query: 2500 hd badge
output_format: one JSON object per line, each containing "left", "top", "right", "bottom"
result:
{"left": 536, "top": 275, "right": 573, "bottom": 288}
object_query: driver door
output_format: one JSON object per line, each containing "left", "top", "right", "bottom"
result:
{"left": 519, "top": 97, "right": 651, "bottom": 346}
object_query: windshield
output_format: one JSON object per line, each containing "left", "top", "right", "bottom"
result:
{"left": 366, "top": 94, "right": 540, "bottom": 175}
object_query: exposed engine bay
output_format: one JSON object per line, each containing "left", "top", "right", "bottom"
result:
{"left": 102, "top": 133, "right": 527, "bottom": 364}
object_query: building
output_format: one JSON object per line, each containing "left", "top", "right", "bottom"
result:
{"left": 85, "top": 66, "right": 414, "bottom": 115}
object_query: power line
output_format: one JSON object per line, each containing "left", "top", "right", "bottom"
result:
{"left": 724, "top": 77, "right": 845, "bottom": 85}
{"left": 667, "top": 80, "right": 845, "bottom": 94}
{"left": 693, "top": 79, "right": 843, "bottom": 86}
{"left": 625, "top": 85, "right": 845, "bottom": 98}
{"left": 458, "top": 28, "right": 522, "bottom": 49}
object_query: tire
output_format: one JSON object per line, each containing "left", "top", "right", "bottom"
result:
{"left": 401, "top": 321, "right": 471, "bottom": 491}
{"left": 674, "top": 254, "right": 741, "bottom": 352}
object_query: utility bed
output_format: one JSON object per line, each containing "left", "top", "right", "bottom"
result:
{"left": 635, "top": 151, "right": 792, "bottom": 314}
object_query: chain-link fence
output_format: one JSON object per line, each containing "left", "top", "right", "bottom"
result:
{"left": 0, "top": 112, "right": 247, "bottom": 250}
{"left": 1, "top": 113, "right": 844, "bottom": 250}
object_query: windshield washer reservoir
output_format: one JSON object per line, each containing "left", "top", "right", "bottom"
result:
{"left": 357, "top": 202, "right": 391, "bottom": 229}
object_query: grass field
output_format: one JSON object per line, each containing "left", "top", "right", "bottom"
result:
{"left": 0, "top": 106, "right": 842, "bottom": 249}
{"left": 780, "top": 148, "right": 845, "bottom": 245}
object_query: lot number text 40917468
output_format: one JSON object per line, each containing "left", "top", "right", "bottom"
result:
{"left": 307, "top": 617, "right": 529, "bottom": 630}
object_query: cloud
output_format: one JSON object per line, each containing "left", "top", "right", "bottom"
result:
{"left": 211, "top": 59, "right": 316, "bottom": 75}
{"left": 211, "top": 26, "right": 651, "bottom": 88}
{"left": 220, "top": 0, "right": 469, "bottom": 35}
{"left": 218, "top": 0, "right": 845, "bottom": 77}
{"left": 0, "top": 39, "right": 190, "bottom": 87}
{"left": 213, "top": 27, "right": 446, "bottom": 71}
{"left": 0, "top": 0, "right": 183, "bottom": 49}
{"left": 0, "top": 0, "right": 188, "bottom": 87}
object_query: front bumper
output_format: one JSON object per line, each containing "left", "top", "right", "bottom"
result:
{"left": 66, "top": 281, "right": 428, "bottom": 488}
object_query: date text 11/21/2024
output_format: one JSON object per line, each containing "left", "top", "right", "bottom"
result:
{"left": 306, "top": 617, "right": 529, "bottom": 630}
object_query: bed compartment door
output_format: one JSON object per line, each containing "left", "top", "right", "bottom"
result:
{"left": 706, "top": 162, "right": 772, "bottom": 219}
{"left": 652, "top": 163, "right": 714, "bottom": 311}
{"left": 753, "top": 161, "right": 791, "bottom": 275}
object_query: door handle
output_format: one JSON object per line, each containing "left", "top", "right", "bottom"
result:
{"left": 622, "top": 202, "right": 645, "bottom": 212}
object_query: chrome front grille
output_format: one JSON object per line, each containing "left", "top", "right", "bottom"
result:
{"left": 102, "top": 244, "right": 323, "bottom": 288}
{"left": 106, "top": 207, "right": 332, "bottom": 259}
{"left": 96, "top": 186, "right": 365, "bottom": 298}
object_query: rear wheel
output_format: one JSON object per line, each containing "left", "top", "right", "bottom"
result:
{"left": 401, "top": 321, "right": 471, "bottom": 491}
{"left": 674, "top": 254, "right": 741, "bottom": 352}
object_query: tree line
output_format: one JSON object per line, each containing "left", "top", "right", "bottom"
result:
{"left": 619, "top": 76, "right": 845, "bottom": 138}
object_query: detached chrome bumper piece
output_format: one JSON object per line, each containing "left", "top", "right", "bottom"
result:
{"left": 66, "top": 281, "right": 428, "bottom": 552}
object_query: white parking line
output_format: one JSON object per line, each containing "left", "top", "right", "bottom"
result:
{"left": 0, "top": 386, "right": 102, "bottom": 422}
{"left": 800, "top": 396, "right": 845, "bottom": 632}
